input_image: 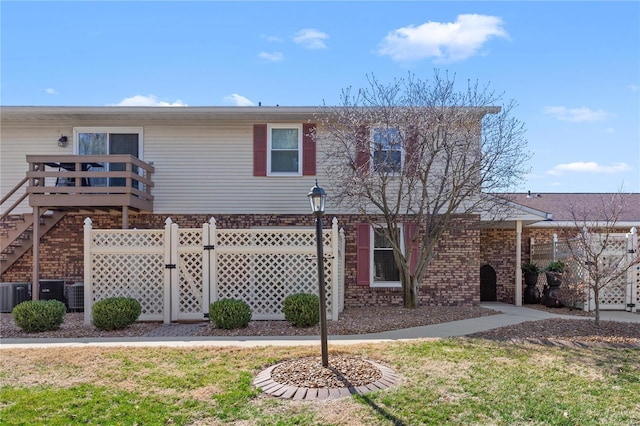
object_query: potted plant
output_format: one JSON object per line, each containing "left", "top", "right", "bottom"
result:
{"left": 521, "top": 262, "right": 541, "bottom": 304}
{"left": 521, "top": 262, "right": 541, "bottom": 286}
{"left": 545, "top": 260, "right": 565, "bottom": 287}
{"left": 543, "top": 260, "right": 565, "bottom": 308}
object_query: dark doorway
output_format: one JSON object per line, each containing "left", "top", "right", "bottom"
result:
{"left": 480, "top": 264, "right": 497, "bottom": 302}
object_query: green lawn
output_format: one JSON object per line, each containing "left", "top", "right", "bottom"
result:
{"left": 1, "top": 339, "right": 638, "bottom": 425}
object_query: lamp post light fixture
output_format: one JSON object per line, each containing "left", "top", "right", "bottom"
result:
{"left": 307, "top": 180, "right": 329, "bottom": 367}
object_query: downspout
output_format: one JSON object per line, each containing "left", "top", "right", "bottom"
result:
{"left": 515, "top": 220, "right": 522, "bottom": 307}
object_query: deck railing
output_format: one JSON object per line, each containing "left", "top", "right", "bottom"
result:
{"left": 25, "top": 155, "right": 154, "bottom": 212}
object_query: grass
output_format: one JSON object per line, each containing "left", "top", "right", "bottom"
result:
{"left": 1, "top": 339, "right": 638, "bottom": 425}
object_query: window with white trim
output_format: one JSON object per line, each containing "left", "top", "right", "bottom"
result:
{"left": 372, "top": 127, "right": 402, "bottom": 173}
{"left": 267, "top": 124, "right": 302, "bottom": 176}
{"left": 371, "top": 226, "right": 403, "bottom": 287}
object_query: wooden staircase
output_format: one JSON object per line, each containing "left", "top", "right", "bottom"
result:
{"left": 0, "top": 211, "right": 67, "bottom": 275}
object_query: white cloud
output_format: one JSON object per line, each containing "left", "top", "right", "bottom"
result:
{"left": 543, "top": 106, "right": 609, "bottom": 122}
{"left": 627, "top": 84, "right": 639, "bottom": 92}
{"left": 224, "top": 93, "right": 255, "bottom": 106}
{"left": 293, "top": 28, "right": 329, "bottom": 49}
{"left": 259, "top": 51, "right": 284, "bottom": 62}
{"left": 45, "top": 88, "right": 57, "bottom": 95}
{"left": 377, "top": 14, "right": 508, "bottom": 63}
{"left": 547, "top": 162, "right": 631, "bottom": 176}
{"left": 111, "top": 95, "right": 187, "bottom": 107}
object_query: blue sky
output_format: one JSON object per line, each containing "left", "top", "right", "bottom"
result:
{"left": 2, "top": 1, "right": 638, "bottom": 194}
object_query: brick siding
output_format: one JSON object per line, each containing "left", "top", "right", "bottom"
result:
{"left": 2, "top": 212, "right": 484, "bottom": 308}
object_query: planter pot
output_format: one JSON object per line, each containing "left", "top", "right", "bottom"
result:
{"left": 523, "top": 272, "right": 539, "bottom": 288}
{"left": 543, "top": 271, "right": 564, "bottom": 308}
{"left": 545, "top": 271, "right": 562, "bottom": 287}
{"left": 523, "top": 284, "right": 540, "bottom": 304}
{"left": 523, "top": 272, "right": 540, "bottom": 304}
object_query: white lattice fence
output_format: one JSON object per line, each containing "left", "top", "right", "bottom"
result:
{"left": 213, "top": 217, "right": 343, "bottom": 320}
{"left": 83, "top": 218, "right": 167, "bottom": 323}
{"left": 531, "top": 229, "right": 639, "bottom": 312}
{"left": 84, "top": 217, "right": 345, "bottom": 324}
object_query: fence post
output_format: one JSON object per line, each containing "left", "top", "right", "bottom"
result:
{"left": 202, "top": 219, "right": 210, "bottom": 317}
{"left": 331, "top": 217, "right": 339, "bottom": 321}
{"left": 530, "top": 237, "right": 535, "bottom": 259}
{"left": 170, "top": 220, "right": 179, "bottom": 322}
{"left": 209, "top": 217, "right": 218, "bottom": 304}
{"left": 552, "top": 233, "right": 558, "bottom": 261}
{"left": 163, "top": 218, "right": 173, "bottom": 324}
{"left": 627, "top": 227, "right": 638, "bottom": 313}
{"left": 339, "top": 227, "right": 346, "bottom": 313}
{"left": 83, "top": 217, "right": 93, "bottom": 325}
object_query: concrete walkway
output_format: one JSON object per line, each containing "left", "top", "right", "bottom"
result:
{"left": 1, "top": 303, "right": 638, "bottom": 349}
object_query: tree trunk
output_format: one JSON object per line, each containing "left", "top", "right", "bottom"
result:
{"left": 402, "top": 270, "right": 419, "bottom": 308}
{"left": 593, "top": 285, "right": 600, "bottom": 327}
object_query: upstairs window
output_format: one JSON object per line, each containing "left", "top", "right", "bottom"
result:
{"left": 268, "top": 124, "right": 302, "bottom": 176}
{"left": 372, "top": 127, "right": 402, "bottom": 173}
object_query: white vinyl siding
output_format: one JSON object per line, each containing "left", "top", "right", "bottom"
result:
{"left": 144, "top": 122, "right": 317, "bottom": 214}
{"left": 0, "top": 124, "right": 74, "bottom": 215}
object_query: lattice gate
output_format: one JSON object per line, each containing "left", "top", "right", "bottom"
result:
{"left": 84, "top": 217, "right": 345, "bottom": 324}
{"left": 531, "top": 228, "right": 639, "bottom": 312}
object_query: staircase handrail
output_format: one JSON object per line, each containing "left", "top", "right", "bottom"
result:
{"left": 1, "top": 176, "right": 29, "bottom": 221}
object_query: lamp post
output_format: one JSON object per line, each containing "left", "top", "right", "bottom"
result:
{"left": 308, "top": 180, "right": 329, "bottom": 367}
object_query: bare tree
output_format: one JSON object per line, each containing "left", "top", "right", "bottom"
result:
{"left": 558, "top": 256, "right": 586, "bottom": 311}
{"left": 317, "top": 71, "right": 530, "bottom": 308}
{"left": 563, "top": 193, "right": 640, "bottom": 325}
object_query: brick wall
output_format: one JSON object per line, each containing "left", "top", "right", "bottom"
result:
{"left": 2, "top": 212, "right": 481, "bottom": 308}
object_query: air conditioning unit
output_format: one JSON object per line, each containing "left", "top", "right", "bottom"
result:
{"left": 39, "top": 280, "right": 66, "bottom": 304}
{"left": 0, "top": 283, "right": 12, "bottom": 313}
{"left": 66, "top": 282, "right": 84, "bottom": 312}
{"left": 0, "top": 282, "right": 32, "bottom": 313}
{"left": 13, "top": 283, "right": 30, "bottom": 306}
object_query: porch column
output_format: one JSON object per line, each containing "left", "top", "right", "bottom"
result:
{"left": 515, "top": 220, "right": 522, "bottom": 307}
{"left": 31, "top": 207, "right": 40, "bottom": 300}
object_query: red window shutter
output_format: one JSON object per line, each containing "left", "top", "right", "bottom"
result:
{"left": 355, "top": 126, "right": 370, "bottom": 171}
{"left": 404, "top": 128, "right": 418, "bottom": 176}
{"left": 404, "top": 222, "right": 418, "bottom": 274}
{"left": 253, "top": 124, "right": 267, "bottom": 176}
{"left": 302, "top": 123, "right": 316, "bottom": 176}
{"left": 356, "top": 223, "right": 371, "bottom": 285}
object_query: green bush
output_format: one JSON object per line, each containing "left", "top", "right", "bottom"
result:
{"left": 283, "top": 293, "right": 319, "bottom": 327}
{"left": 209, "top": 299, "right": 252, "bottom": 329}
{"left": 12, "top": 300, "right": 67, "bottom": 333}
{"left": 92, "top": 297, "right": 141, "bottom": 331}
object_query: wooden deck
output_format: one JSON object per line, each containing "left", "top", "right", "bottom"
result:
{"left": 26, "top": 154, "right": 154, "bottom": 214}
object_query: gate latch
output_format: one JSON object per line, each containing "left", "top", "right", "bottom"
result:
{"left": 204, "top": 245, "right": 215, "bottom": 250}
{"left": 165, "top": 264, "right": 176, "bottom": 269}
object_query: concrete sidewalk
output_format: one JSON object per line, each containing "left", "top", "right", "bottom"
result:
{"left": 1, "top": 303, "right": 638, "bottom": 349}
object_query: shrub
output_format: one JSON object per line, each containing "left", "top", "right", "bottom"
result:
{"left": 92, "top": 297, "right": 142, "bottom": 331}
{"left": 209, "top": 299, "right": 252, "bottom": 329}
{"left": 283, "top": 293, "right": 319, "bottom": 327}
{"left": 12, "top": 300, "right": 66, "bottom": 333}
